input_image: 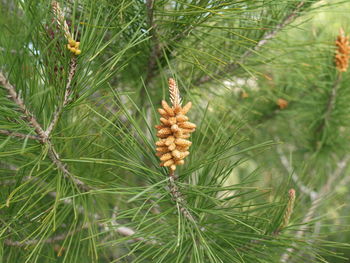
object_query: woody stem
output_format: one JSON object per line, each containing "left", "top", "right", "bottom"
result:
{"left": 168, "top": 169, "right": 196, "bottom": 223}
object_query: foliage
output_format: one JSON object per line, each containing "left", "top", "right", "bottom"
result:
{"left": 0, "top": 0, "right": 349, "bottom": 262}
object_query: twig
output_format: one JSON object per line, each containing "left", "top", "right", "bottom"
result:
{"left": 0, "top": 72, "right": 48, "bottom": 140}
{"left": 47, "top": 1, "right": 78, "bottom": 135}
{"left": 52, "top": 195, "right": 145, "bottom": 242}
{"left": 101, "top": 206, "right": 147, "bottom": 243}
{"left": 5, "top": 228, "right": 84, "bottom": 247}
{"left": 46, "top": 57, "right": 77, "bottom": 136}
{"left": 0, "top": 129, "right": 40, "bottom": 140}
{"left": 0, "top": 46, "right": 18, "bottom": 54}
{"left": 196, "top": 1, "right": 307, "bottom": 85}
{"left": 0, "top": 71, "right": 90, "bottom": 191}
{"left": 5, "top": 220, "right": 145, "bottom": 248}
{"left": 280, "top": 156, "right": 349, "bottom": 262}
{"left": 315, "top": 72, "right": 342, "bottom": 136}
{"left": 168, "top": 171, "right": 196, "bottom": 223}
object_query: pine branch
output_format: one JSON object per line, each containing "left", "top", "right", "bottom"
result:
{"left": 0, "top": 71, "right": 90, "bottom": 191}
{"left": 47, "top": 1, "right": 80, "bottom": 136}
{"left": 46, "top": 57, "right": 77, "bottom": 136}
{"left": 280, "top": 156, "right": 349, "bottom": 262}
{"left": 5, "top": 221, "right": 144, "bottom": 248}
{"left": 315, "top": 72, "right": 342, "bottom": 137}
{"left": 0, "top": 73, "right": 48, "bottom": 139}
{"left": 5, "top": 228, "right": 84, "bottom": 247}
{"left": 196, "top": 1, "right": 308, "bottom": 85}
{"left": 0, "top": 129, "right": 40, "bottom": 140}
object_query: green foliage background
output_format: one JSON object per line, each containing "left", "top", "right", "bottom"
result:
{"left": 1, "top": 0, "right": 350, "bottom": 262}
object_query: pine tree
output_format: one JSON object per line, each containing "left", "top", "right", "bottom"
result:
{"left": 1, "top": 0, "right": 350, "bottom": 262}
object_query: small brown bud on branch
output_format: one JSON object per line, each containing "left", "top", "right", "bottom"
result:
{"left": 335, "top": 28, "right": 350, "bottom": 72}
{"left": 275, "top": 189, "right": 296, "bottom": 235}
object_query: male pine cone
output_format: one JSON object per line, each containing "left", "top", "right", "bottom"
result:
{"left": 335, "top": 28, "right": 350, "bottom": 72}
{"left": 155, "top": 78, "right": 196, "bottom": 172}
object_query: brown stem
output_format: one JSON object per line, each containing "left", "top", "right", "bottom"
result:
{"left": 5, "top": 228, "right": 84, "bottom": 247}
{"left": 0, "top": 129, "right": 40, "bottom": 140}
{"left": 315, "top": 72, "right": 342, "bottom": 135}
{"left": 0, "top": 71, "right": 90, "bottom": 191}
{"left": 46, "top": 57, "right": 77, "bottom": 136}
{"left": 5, "top": 222, "right": 145, "bottom": 248}
{"left": 168, "top": 170, "right": 196, "bottom": 223}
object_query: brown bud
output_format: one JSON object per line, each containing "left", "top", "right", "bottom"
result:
{"left": 335, "top": 29, "right": 350, "bottom": 72}
{"left": 157, "top": 128, "right": 172, "bottom": 136}
{"left": 158, "top": 108, "right": 168, "bottom": 117}
{"left": 176, "top": 115, "right": 188, "bottom": 122}
{"left": 172, "top": 150, "right": 181, "bottom": 159}
{"left": 171, "top": 124, "right": 180, "bottom": 132}
{"left": 168, "top": 117, "right": 177, "bottom": 125}
{"left": 160, "top": 153, "right": 173, "bottom": 161}
{"left": 180, "top": 134, "right": 190, "bottom": 139}
{"left": 156, "top": 140, "right": 166, "bottom": 146}
{"left": 162, "top": 100, "right": 175, "bottom": 116}
{"left": 181, "top": 128, "right": 195, "bottom": 134}
{"left": 156, "top": 147, "right": 169, "bottom": 152}
{"left": 165, "top": 136, "right": 175, "bottom": 146}
{"left": 175, "top": 160, "right": 185, "bottom": 165}
{"left": 160, "top": 117, "right": 170, "bottom": 125}
{"left": 163, "top": 159, "right": 175, "bottom": 167}
{"left": 277, "top": 98, "right": 288, "bottom": 110}
{"left": 178, "top": 122, "right": 196, "bottom": 129}
{"left": 168, "top": 143, "right": 176, "bottom": 151}
{"left": 181, "top": 102, "right": 192, "bottom": 115}
{"left": 175, "top": 138, "right": 192, "bottom": 147}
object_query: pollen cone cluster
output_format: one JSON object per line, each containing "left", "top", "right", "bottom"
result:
{"left": 155, "top": 78, "right": 196, "bottom": 172}
{"left": 67, "top": 39, "right": 81, "bottom": 55}
{"left": 52, "top": 1, "right": 81, "bottom": 56}
{"left": 335, "top": 29, "right": 350, "bottom": 72}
